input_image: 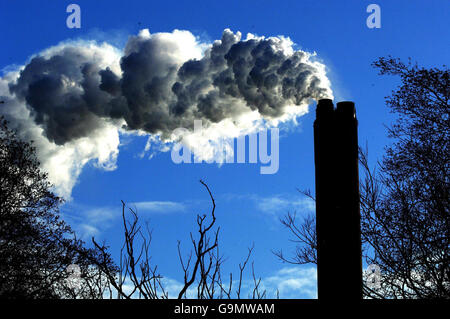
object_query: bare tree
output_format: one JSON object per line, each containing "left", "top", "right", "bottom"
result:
{"left": 91, "top": 201, "right": 167, "bottom": 299}
{"left": 273, "top": 209, "right": 317, "bottom": 266}
{"left": 177, "top": 180, "right": 220, "bottom": 299}
{"left": 91, "top": 180, "right": 267, "bottom": 299}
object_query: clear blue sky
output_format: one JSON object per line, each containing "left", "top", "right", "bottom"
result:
{"left": 1, "top": 0, "right": 448, "bottom": 298}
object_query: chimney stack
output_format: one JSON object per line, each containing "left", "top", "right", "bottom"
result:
{"left": 314, "top": 99, "right": 362, "bottom": 300}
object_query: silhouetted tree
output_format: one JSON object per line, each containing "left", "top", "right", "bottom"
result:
{"left": 92, "top": 180, "right": 268, "bottom": 299}
{"left": 0, "top": 117, "right": 117, "bottom": 298}
{"left": 276, "top": 57, "right": 449, "bottom": 299}
{"left": 0, "top": 115, "right": 267, "bottom": 299}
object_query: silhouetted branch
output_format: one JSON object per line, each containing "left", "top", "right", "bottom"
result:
{"left": 178, "top": 180, "right": 219, "bottom": 299}
{"left": 92, "top": 200, "right": 165, "bottom": 299}
{"left": 273, "top": 212, "right": 317, "bottom": 265}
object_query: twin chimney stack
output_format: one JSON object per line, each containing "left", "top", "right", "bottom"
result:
{"left": 314, "top": 99, "right": 362, "bottom": 300}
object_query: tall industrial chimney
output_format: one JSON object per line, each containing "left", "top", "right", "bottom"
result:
{"left": 314, "top": 99, "right": 362, "bottom": 300}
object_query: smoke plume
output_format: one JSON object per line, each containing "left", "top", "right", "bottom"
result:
{"left": 0, "top": 29, "right": 332, "bottom": 197}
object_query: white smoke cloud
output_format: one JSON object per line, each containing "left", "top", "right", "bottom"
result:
{"left": 0, "top": 29, "right": 333, "bottom": 198}
{"left": 0, "top": 41, "right": 123, "bottom": 199}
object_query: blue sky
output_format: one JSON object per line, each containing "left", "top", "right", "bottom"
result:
{"left": 1, "top": 0, "right": 449, "bottom": 298}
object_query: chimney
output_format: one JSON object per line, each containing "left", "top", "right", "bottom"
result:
{"left": 314, "top": 99, "right": 362, "bottom": 300}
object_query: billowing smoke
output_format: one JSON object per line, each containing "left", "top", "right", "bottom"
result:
{"left": 0, "top": 29, "right": 332, "bottom": 198}
{"left": 0, "top": 41, "right": 123, "bottom": 198}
